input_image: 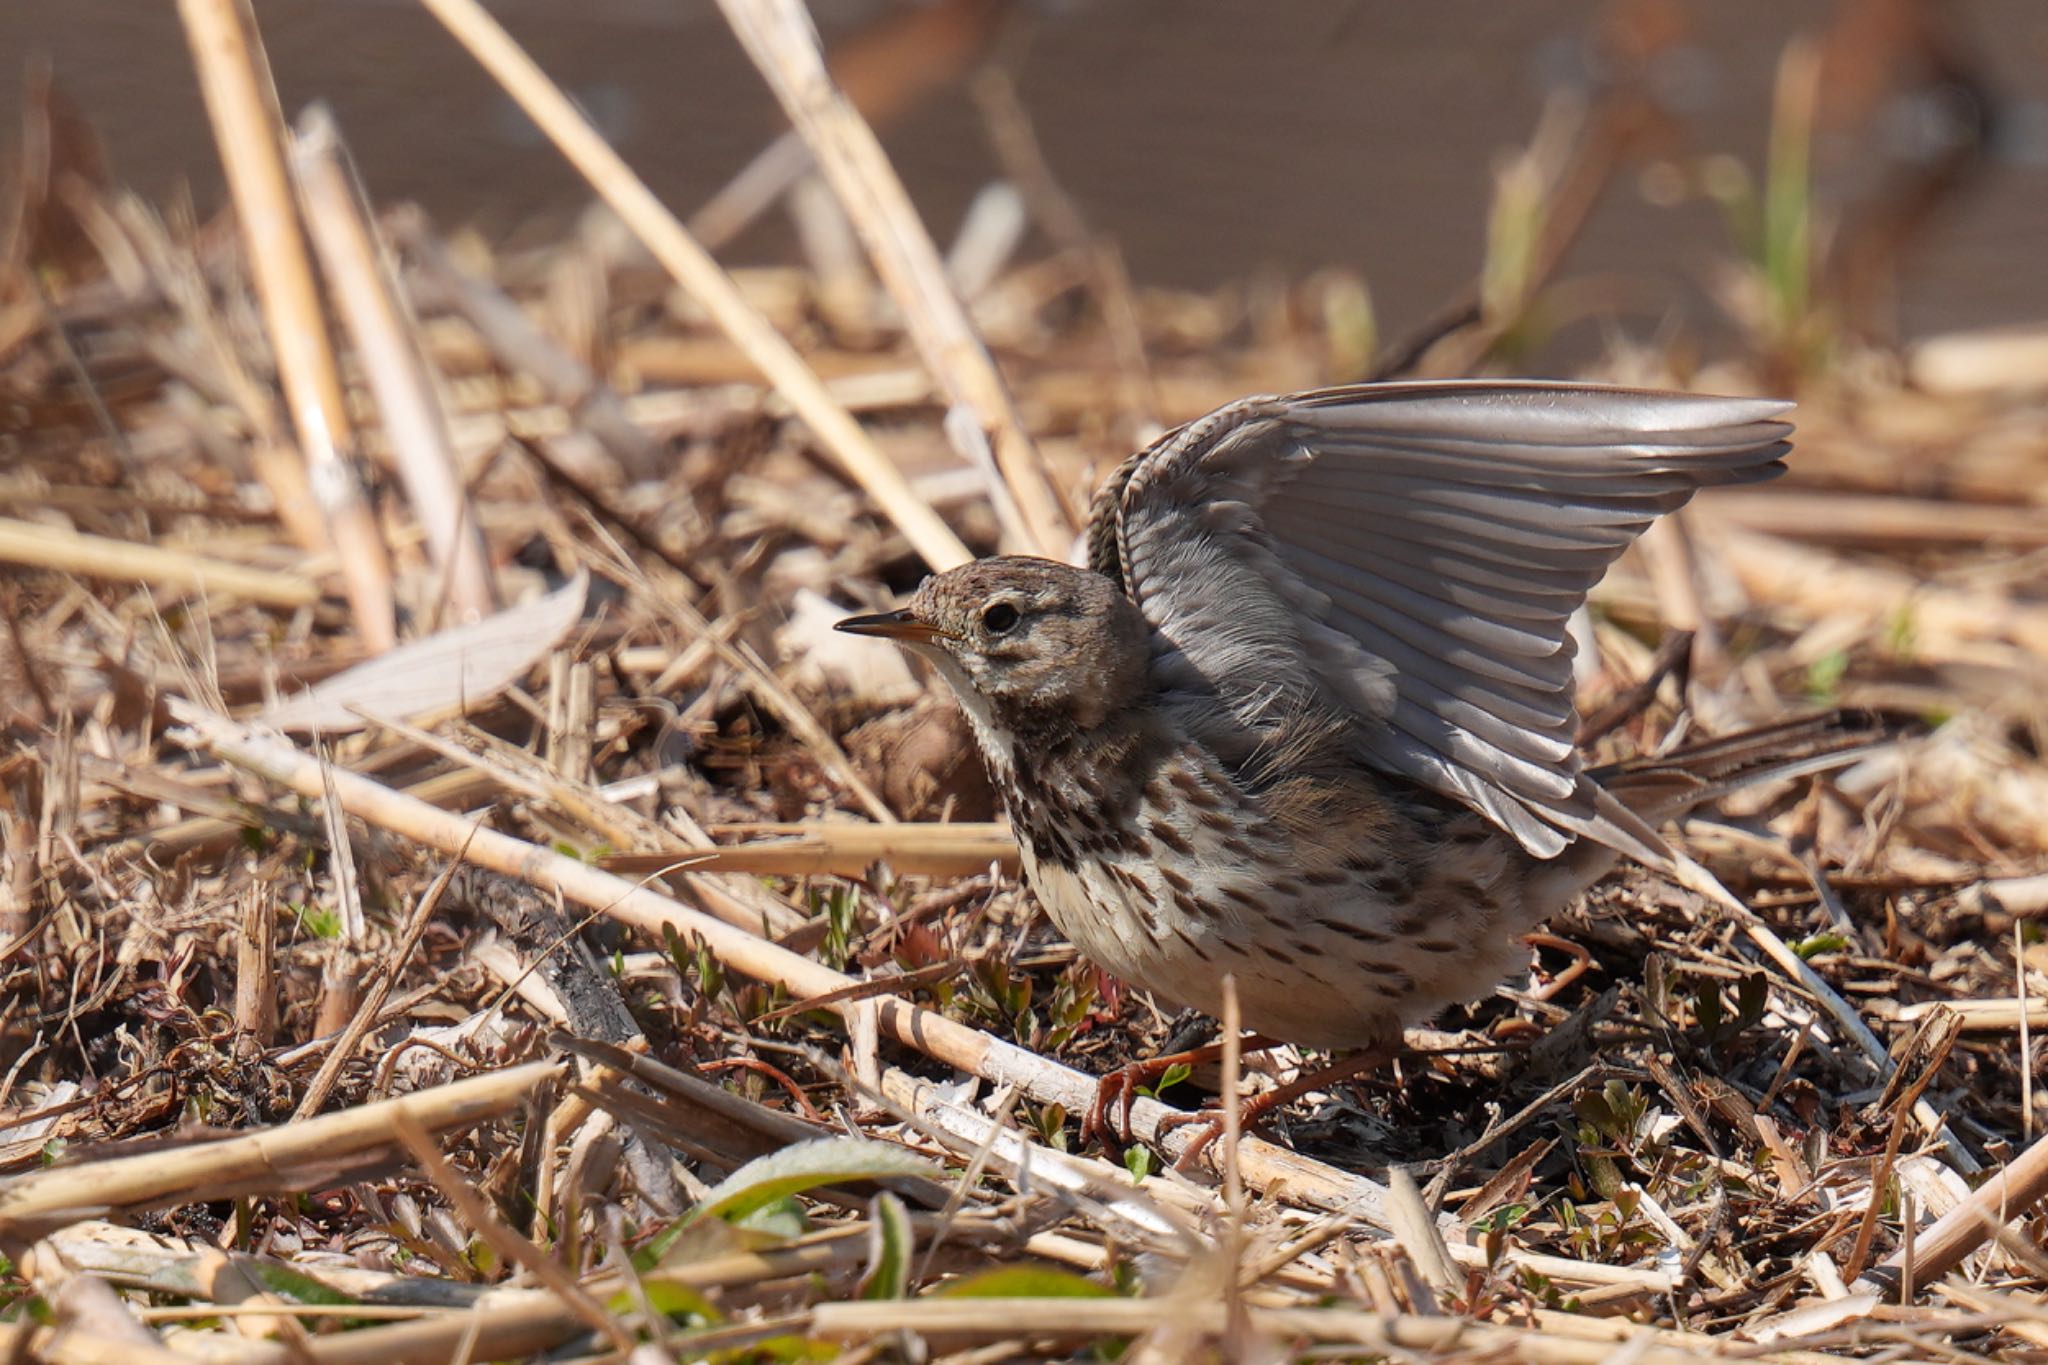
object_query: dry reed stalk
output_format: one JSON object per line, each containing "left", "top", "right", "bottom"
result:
{"left": 688, "top": 128, "right": 812, "bottom": 253}
{"left": 168, "top": 703, "right": 1412, "bottom": 1225}
{"left": 290, "top": 106, "right": 498, "bottom": 623}
{"left": 370, "top": 708, "right": 655, "bottom": 849}
{"left": 232, "top": 885, "right": 276, "bottom": 1046}
{"left": 1842, "top": 1008, "right": 1962, "bottom": 1282}
{"left": 1896, "top": 998, "right": 2048, "bottom": 1030}
{"left": 412, "top": 0, "right": 973, "bottom": 574}
{"left": 174, "top": 0, "right": 397, "bottom": 651}
{"left": 1934, "top": 1281, "right": 2048, "bottom": 1350}
{"left": 1709, "top": 489, "right": 2048, "bottom": 547}
{"left": 1383, "top": 1165, "right": 1458, "bottom": 1302}
{"left": 126, "top": 1239, "right": 874, "bottom": 1365}
{"left": 32, "top": 1277, "right": 182, "bottom": 1365}
{"left": 1637, "top": 513, "right": 1728, "bottom": 676}
{"left": 373, "top": 711, "right": 810, "bottom": 939}
{"left": 606, "top": 821, "right": 1018, "bottom": 878}
{"left": 1910, "top": 325, "right": 2048, "bottom": 394}
{"left": 805, "top": 1297, "right": 1838, "bottom": 1362}
{"left": 1219, "top": 975, "right": 1245, "bottom": 1225}
{"left": 0, "top": 516, "right": 318, "bottom": 609}
{"left": 712, "top": 0, "right": 1076, "bottom": 559}
{"left": 688, "top": 0, "right": 1009, "bottom": 252}
{"left": 0, "top": 1060, "right": 561, "bottom": 1246}
{"left": 1859, "top": 1131, "right": 2048, "bottom": 1295}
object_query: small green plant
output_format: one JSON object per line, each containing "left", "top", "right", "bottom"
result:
{"left": 1481, "top": 1201, "right": 1532, "bottom": 1269}
{"left": 1572, "top": 1079, "right": 1652, "bottom": 1150}
{"left": 1692, "top": 972, "right": 1770, "bottom": 1050}
{"left": 1136, "top": 1062, "right": 1192, "bottom": 1101}
{"left": 664, "top": 924, "right": 725, "bottom": 1004}
{"left": 1032, "top": 970, "right": 1099, "bottom": 1053}
{"left": 962, "top": 956, "right": 1034, "bottom": 1039}
{"left": 1805, "top": 650, "right": 1849, "bottom": 703}
{"left": 1703, "top": 38, "right": 1836, "bottom": 377}
{"left": 1123, "top": 1145, "right": 1154, "bottom": 1184}
{"left": 1029, "top": 1102, "right": 1070, "bottom": 1152}
{"left": 1516, "top": 1263, "right": 1576, "bottom": 1311}
{"left": 289, "top": 902, "right": 343, "bottom": 939}
{"left": 1554, "top": 1178, "right": 1661, "bottom": 1262}
{"left": 809, "top": 883, "right": 861, "bottom": 972}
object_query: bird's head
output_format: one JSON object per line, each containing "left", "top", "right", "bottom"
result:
{"left": 837, "top": 557, "right": 1151, "bottom": 747}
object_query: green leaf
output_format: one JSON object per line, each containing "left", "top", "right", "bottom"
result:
{"left": 1735, "top": 973, "right": 1770, "bottom": 1028}
{"left": 238, "top": 1260, "right": 359, "bottom": 1305}
{"left": 933, "top": 1265, "right": 1114, "bottom": 1299}
{"left": 736, "top": 1195, "right": 809, "bottom": 1241}
{"left": 1805, "top": 650, "right": 1849, "bottom": 703}
{"left": 635, "top": 1215, "right": 746, "bottom": 1271}
{"left": 861, "top": 1192, "right": 913, "bottom": 1300}
{"left": 716, "top": 1333, "right": 839, "bottom": 1362}
{"left": 1571, "top": 1090, "right": 1615, "bottom": 1140}
{"left": 686, "top": 1138, "right": 938, "bottom": 1228}
{"left": 615, "top": 1280, "right": 721, "bottom": 1327}
{"left": 1791, "top": 930, "right": 1849, "bottom": 960}
{"left": 1123, "top": 1145, "right": 1154, "bottom": 1184}
{"left": 1694, "top": 983, "right": 1724, "bottom": 1037}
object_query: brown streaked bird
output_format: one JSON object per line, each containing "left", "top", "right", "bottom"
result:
{"left": 839, "top": 381, "right": 1884, "bottom": 1153}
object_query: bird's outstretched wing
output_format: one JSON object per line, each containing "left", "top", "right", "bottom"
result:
{"left": 1092, "top": 381, "right": 1791, "bottom": 861}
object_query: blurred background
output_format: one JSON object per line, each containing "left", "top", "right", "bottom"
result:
{"left": 5, "top": 0, "right": 2046, "bottom": 365}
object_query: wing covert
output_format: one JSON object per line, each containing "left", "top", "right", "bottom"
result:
{"left": 1096, "top": 380, "right": 1791, "bottom": 860}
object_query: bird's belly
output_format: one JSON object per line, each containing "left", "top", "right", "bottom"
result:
{"left": 1019, "top": 823, "right": 1543, "bottom": 1051}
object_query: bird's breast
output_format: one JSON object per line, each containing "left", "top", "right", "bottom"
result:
{"left": 1008, "top": 742, "right": 1550, "bottom": 1050}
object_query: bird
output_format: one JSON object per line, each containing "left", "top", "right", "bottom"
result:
{"left": 837, "top": 380, "right": 1885, "bottom": 1156}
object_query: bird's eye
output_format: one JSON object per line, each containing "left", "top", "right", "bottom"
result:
{"left": 980, "top": 601, "right": 1021, "bottom": 635}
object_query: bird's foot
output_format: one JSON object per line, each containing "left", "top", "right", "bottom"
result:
{"left": 1150, "top": 1041, "right": 1403, "bottom": 1172}
{"left": 1153, "top": 1089, "right": 1285, "bottom": 1171}
{"left": 1080, "top": 1031, "right": 1271, "bottom": 1154}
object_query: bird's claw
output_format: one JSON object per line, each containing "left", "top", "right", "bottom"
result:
{"left": 1154, "top": 1102, "right": 1255, "bottom": 1171}
{"left": 1081, "top": 1064, "right": 1146, "bottom": 1154}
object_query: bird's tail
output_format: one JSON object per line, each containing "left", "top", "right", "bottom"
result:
{"left": 1589, "top": 708, "right": 1904, "bottom": 823}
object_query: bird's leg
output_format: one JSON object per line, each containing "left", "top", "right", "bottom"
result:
{"left": 1524, "top": 931, "right": 1595, "bottom": 1002}
{"left": 1155, "top": 1040, "right": 1403, "bottom": 1172}
{"left": 1081, "top": 1028, "right": 1277, "bottom": 1152}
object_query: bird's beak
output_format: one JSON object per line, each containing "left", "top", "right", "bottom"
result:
{"left": 835, "top": 608, "right": 949, "bottom": 642}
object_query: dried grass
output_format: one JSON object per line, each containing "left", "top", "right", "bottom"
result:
{"left": 2, "top": 3, "right": 2046, "bottom": 1361}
